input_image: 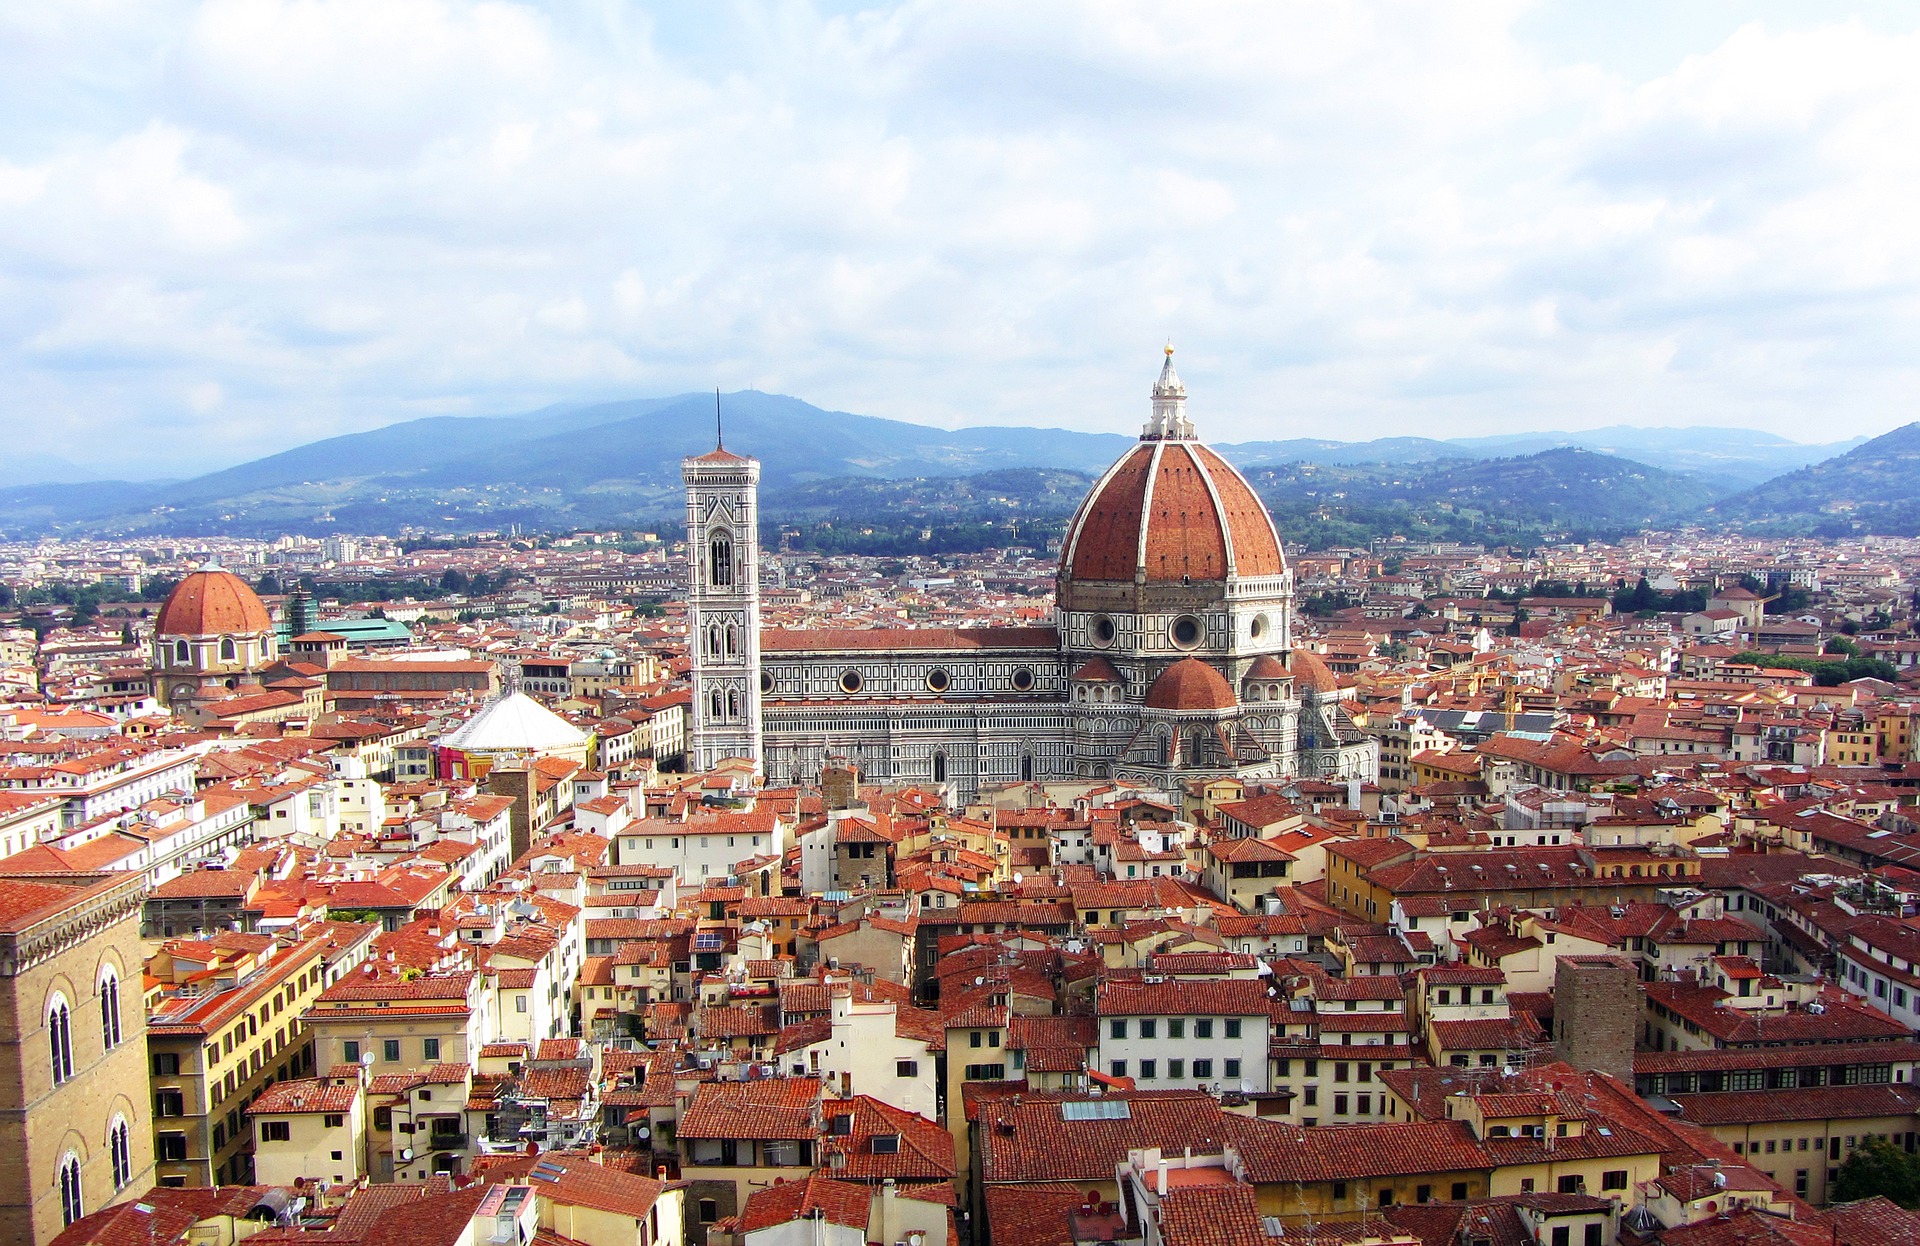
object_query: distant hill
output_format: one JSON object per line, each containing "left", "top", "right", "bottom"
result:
{"left": 1700, "top": 423, "right": 1920, "bottom": 535}
{"left": 0, "top": 389, "right": 1853, "bottom": 540}
{"left": 1446, "top": 424, "right": 1864, "bottom": 485}
{"left": 1245, "top": 447, "right": 1731, "bottom": 549}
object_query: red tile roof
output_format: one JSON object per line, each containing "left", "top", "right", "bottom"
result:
{"left": 737, "top": 1174, "right": 871, "bottom": 1234}
{"left": 760, "top": 626, "right": 1058, "bottom": 653}
{"left": 679, "top": 1077, "right": 822, "bottom": 1140}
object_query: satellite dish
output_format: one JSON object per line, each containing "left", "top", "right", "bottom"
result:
{"left": 1013, "top": 873, "right": 1023, "bottom": 885}
{"left": 637, "top": 1126, "right": 651, "bottom": 1140}
{"left": 399, "top": 1147, "right": 413, "bottom": 1162}
{"left": 360, "top": 1050, "right": 375, "bottom": 1066}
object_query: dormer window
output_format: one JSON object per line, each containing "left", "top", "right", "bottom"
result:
{"left": 871, "top": 1134, "right": 900, "bottom": 1155}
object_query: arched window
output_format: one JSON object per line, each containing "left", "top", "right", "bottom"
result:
{"left": 173, "top": 640, "right": 189, "bottom": 663}
{"left": 708, "top": 532, "right": 734, "bottom": 588}
{"left": 219, "top": 637, "right": 236, "bottom": 662}
{"left": 1021, "top": 754, "right": 1034, "bottom": 782}
{"left": 725, "top": 625, "right": 737, "bottom": 656}
{"left": 932, "top": 753, "right": 947, "bottom": 783}
{"left": 100, "top": 971, "right": 121, "bottom": 1050}
{"left": 59, "top": 1152, "right": 82, "bottom": 1226}
{"left": 726, "top": 689, "right": 740, "bottom": 718}
{"left": 48, "top": 996, "right": 73, "bottom": 1085}
{"left": 709, "top": 689, "right": 724, "bottom": 719}
{"left": 109, "top": 1117, "right": 132, "bottom": 1189}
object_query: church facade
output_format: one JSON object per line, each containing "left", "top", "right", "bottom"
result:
{"left": 685, "top": 351, "right": 1376, "bottom": 797}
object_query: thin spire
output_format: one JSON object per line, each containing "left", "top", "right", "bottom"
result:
{"left": 715, "top": 388, "right": 724, "bottom": 450}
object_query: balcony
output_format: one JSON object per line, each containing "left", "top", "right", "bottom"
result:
{"left": 428, "top": 1132, "right": 468, "bottom": 1151}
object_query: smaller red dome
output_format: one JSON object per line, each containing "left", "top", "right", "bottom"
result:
{"left": 1243, "top": 654, "right": 1289, "bottom": 681}
{"left": 1071, "top": 656, "right": 1124, "bottom": 683}
{"left": 156, "top": 568, "right": 273, "bottom": 637}
{"left": 1144, "top": 658, "right": 1237, "bottom": 712}
{"left": 1290, "top": 648, "right": 1338, "bottom": 694}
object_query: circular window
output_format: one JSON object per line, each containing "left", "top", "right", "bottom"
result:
{"left": 839, "top": 670, "right": 864, "bottom": 694}
{"left": 1092, "top": 615, "right": 1116, "bottom": 646}
{"left": 1249, "top": 614, "right": 1268, "bottom": 640}
{"left": 1171, "top": 615, "right": 1203, "bottom": 649}
{"left": 1010, "top": 666, "right": 1035, "bottom": 692}
{"left": 759, "top": 671, "right": 774, "bottom": 694}
{"left": 926, "top": 668, "right": 951, "bottom": 693}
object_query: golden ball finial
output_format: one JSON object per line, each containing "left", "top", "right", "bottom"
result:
{"left": 1164, "top": 341, "right": 1175, "bottom": 356}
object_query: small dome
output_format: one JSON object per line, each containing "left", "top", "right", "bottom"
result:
{"left": 1290, "top": 648, "right": 1338, "bottom": 694}
{"left": 1071, "top": 656, "right": 1124, "bottom": 683}
{"left": 155, "top": 567, "right": 273, "bottom": 637}
{"left": 1144, "top": 658, "right": 1237, "bottom": 712}
{"left": 1243, "top": 654, "right": 1289, "bottom": 681}
{"left": 441, "top": 690, "right": 587, "bottom": 752}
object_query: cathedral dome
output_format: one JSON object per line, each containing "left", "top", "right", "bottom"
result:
{"left": 155, "top": 566, "right": 273, "bottom": 637}
{"left": 1144, "top": 658, "right": 1238, "bottom": 712}
{"left": 1243, "top": 654, "right": 1289, "bottom": 681}
{"left": 1289, "top": 648, "right": 1338, "bottom": 694}
{"left": 1057, "top": 350, "right": 1285, "bottom": 608}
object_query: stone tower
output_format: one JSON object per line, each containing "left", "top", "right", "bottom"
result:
{"left": 1553, "top": 954, "right": 1641, "bottom": 1085}
{"left": 684, "top": 433, "right": 763, "bottom": 773}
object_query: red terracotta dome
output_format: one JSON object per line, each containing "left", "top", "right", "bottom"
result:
{"left": 1144, "top": 658, "right": 1238, "bottom": 712}
{"left": 155, "top": 567, "right": 273, "bottom": 637}
{"left": 1289, "top": 648, "right": 1338, "bottom": 694}
{"left": 1243, "top": 653, "right": 1290, "bottom": 681}
{"left": 1061, "top": 441, "right": 1286, "bottom": 589}
{"left": 1071, "top": 656, "right": 1124, "bottom": 683}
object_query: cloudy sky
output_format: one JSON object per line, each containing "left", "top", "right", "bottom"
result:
{"left": 4, "top": 1, "right": 1919, "bottom": 478}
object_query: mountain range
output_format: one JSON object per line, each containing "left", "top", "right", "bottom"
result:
{"left": 0, "top": 390, "right": 1905, "bottom": 542}
{"left": 1700, "top": 422, "right": 1920, "bottom": 536}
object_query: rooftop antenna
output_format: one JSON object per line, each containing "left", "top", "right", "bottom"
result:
{"left": 715, "top": 388, "right": 724, "bottom": 450}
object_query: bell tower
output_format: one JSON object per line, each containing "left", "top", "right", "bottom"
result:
{"left": 684, "top": 421, "right": 763, "bottom": 773}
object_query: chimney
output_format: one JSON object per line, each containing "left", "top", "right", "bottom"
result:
{"left": 1157, "top": 1160, "right": 1168, "bottom": 1196}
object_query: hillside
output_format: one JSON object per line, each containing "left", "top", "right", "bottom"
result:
{"left": 0, "top": 388, "right": 1829, "bottom": 540}
{"left": 1700, "top": 423, "right": 1920, "bottom": 535}
{"left": 1246, "top": 448, "right": 1730, "bottom": 549}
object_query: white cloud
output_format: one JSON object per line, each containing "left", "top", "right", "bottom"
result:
{"left": 2, "top": 1, "right": 1918, "bottom": 476}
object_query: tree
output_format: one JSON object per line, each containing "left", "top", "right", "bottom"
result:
{"left": 1831, "top": 1136, "right": 1920, "bottom": 1207}
{"left": 440, "top": 568, "right": 470, "bottom": 594}
{"left": 255, "top": 572, "right": 281, "bottom": 595}
{"left": 1728, "top": 650, "right": 1899, "bottom": 687}
{"left": 1826, "top": 636, "right": 1861, "bottom": 657}
{"left": 1611, "top": 576, "right": 1658, "bottom": 614}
